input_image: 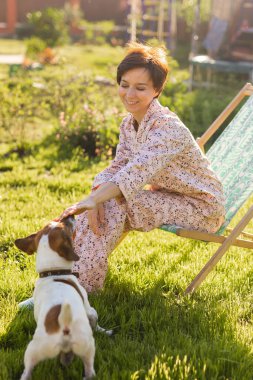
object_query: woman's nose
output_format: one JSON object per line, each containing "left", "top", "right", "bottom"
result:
{"left": 126, "top": 87, "right": 136, "bottom": 98}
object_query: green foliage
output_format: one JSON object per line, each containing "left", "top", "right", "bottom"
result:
{"left": 36, "top": 72, "right": 122, "bottom": 158}
{"left": 81, "top": 20, "right": 115, "bottom": 45}
{"left": 0, "top": 77, "right": 42, "bottom": 150}
{"left": 27, "top": 8, "right": 69, "bottom": 47}
{"left": 0, "top": 68, "right": 123, "bottom": 159}
{"left": 160, "top": 70, "right": 235, "bottom": 145}
{"left": 25, "top": 37, "right": 46, "bottom": 59}
{"left": 177, "top": 0, "right": 212, "bottom": 29}
{"left": 55, "top": 92, "right": 121, "bottom": 158}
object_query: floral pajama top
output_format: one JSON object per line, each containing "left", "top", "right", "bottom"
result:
{"left": 93, "top": 98, "right": 225, "bottom": 222}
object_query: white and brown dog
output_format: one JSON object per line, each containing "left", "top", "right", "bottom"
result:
{"left": 15, "top": 216, "right": 96, "bottom": 380}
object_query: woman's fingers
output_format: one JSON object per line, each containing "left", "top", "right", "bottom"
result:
{"left": 87, "top": 209, "right": 101, "bottom": 235}
{"left": 98, "top": 203, "right": 105, "bottom": 224}
{"left": 58, "top": 198, "right": 105, "bottom": 235}
{"left": 58, "top": 197, "right": 97, "bottom": 221}
{"left": 59, "top": 205, "right": 78, "bottom": 220}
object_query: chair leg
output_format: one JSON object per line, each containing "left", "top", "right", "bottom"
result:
{"left": 185, "top": 205, "right": 253, "bottom": 294}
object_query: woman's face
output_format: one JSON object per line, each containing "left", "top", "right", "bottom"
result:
{"left": 118, "top": 67, "right": 158, "bottom": 123}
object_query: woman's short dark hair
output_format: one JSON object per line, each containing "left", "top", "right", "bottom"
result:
{"left": 117, "top": 42, "right": 169, "bottom": 96}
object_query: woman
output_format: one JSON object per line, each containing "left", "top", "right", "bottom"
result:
{"left": 59, "top": 42, "right": 225, "bottom": 293}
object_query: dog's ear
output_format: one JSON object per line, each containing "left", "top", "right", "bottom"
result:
{"left": 15, "top": 233, "right": 38, "bottom": 255}
{"left": 49, "top": 228, "right": 79, "bottom": 262}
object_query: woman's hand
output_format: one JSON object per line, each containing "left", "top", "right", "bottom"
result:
{"left": 58, "top": 196, "right": 97, "bottom": 220}
{"left": 57, "top": 182, "right": 121, "bottom": 233}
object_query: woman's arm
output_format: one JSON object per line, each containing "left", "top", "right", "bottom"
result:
{"left": 90, "top": 182, "right": 122, "bottom": 204}
{"left": 58, "top": 182, "right": 122, "bottom": 220}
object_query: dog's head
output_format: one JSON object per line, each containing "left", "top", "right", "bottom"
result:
{"left": 15, "top": 216, "right": 79, "bottom": 262}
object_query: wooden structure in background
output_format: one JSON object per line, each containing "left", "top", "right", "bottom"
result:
{"left": 128, "top": 0, "right": 177, "bottom": 50}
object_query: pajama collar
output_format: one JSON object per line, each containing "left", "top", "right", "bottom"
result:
{"left": 129, "top": 98, "right": 167, "bottom": 130}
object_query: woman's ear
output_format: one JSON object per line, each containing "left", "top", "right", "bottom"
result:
{"left": 15, "top": 233, "right": 38, "bottom": 255}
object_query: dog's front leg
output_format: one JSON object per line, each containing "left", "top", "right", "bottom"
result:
{"left": 78, "top": 286, "right": 98, "bottom": 329}
{"left": 87, "top": 306, "right": 98, "bottom": 330}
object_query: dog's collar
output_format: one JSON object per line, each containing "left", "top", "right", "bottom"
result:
{"left": 39, "top": 270, "right": 79, "bottom": 278}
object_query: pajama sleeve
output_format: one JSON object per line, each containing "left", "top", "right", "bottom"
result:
{"left": 92, "top": 117, "right": 131, "bottom": 189}
{"left": 110, "top": 117, "right": 191, "bottom": 201}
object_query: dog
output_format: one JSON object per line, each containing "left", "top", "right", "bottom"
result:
{"left": 15, "top": 216, "right": 97, "bottom": 380}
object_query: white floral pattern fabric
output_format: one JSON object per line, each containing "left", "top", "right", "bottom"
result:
{"left": 74, "top": 99, "right": 226, "bottom": 293}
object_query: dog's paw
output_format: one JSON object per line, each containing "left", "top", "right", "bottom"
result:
{"left": 105, "top": 328, "right": 114, "bottom": 337}
{"left": 96, "top": 324, "right": 114, "bottom": 336}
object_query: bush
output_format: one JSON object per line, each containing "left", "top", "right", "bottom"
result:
{"left": 81, "top": 20, "right": 115, "bottom": 45}
{"left": 25, "top": 37, "right": 47, "bottom": 60}
{"left": 50, "top": 77, "right": 122, "bottom": 158}
{"left": 27, "top": 8, "right": 69, "bottom": 47}
{"left": 0, "top": 68, "right": 123, "bottom": 159}
{"left": 0, "top": 77, "right": 41, "bottom": 153}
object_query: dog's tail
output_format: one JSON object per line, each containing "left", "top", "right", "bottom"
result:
{"left": 58, "top": 303, "right": 74, "bottom": 366}
{"left": 58, "top": 302, "right": 72, "bottom": 336}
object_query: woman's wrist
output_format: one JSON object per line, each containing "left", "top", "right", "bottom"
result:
{"left": 89, "top": 182, "right": 122, "bottom": 204}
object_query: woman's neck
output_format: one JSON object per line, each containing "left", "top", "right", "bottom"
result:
{"left": 133, "top": 119, "right": 139, "bottom": 131}
{"left": 132, "top": 112, "right": 144, "bottom": 126}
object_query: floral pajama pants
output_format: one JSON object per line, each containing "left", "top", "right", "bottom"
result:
{"left": 73, "top": 190, "right": 224, "bottom": 293}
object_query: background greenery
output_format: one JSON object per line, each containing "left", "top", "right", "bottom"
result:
{"left": 0, "top": 38, "right": 253, "bottom": 379}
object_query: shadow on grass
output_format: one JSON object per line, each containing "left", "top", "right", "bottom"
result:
{"left": 1, "top": 274, "right": 252, "bottom": 380}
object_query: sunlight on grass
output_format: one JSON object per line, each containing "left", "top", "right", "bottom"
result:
{"left": 1, "top": 153, "right": 253, "bottom": 379}
{"left": 0, "top": 40, "right": 253, "bottom": 380}
{"left": 0, "top": 39, "right": 26, "bottom": 54}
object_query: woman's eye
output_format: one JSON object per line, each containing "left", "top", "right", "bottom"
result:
{"left": 120, "top": 84, "right": 128, "bottom": 88}
{"left": 137, "top": 88, "right": 145, "bottom": 91}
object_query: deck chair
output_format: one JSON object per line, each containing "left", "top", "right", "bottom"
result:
{"left": 160, "top": 82, "right": 253, "bottom": 294}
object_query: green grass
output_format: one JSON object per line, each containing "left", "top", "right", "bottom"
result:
{"left": 1, "top": 146, "right": 253, "bottom": 379}
{"left": 0, "top": 39, "right": 123, "bottom": 80}
{"left": 57, "top": 44, "right": 124, "bottom": 78}
{"left": 1, "top": 39, "right": 253, "bottom": 380}
{"left": 0, "top": 39, "right": 26, "bottom": 55}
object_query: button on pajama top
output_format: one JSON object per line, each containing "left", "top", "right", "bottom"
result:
{"left": 73, "top": 99, "right": 226, "bottom": 292}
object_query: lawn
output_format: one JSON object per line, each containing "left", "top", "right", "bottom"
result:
{"left": 0, "top": 40, "right": 253, "bottom": 380}
{"left": 0, "top": 39, "right": 124, "bottom": 81}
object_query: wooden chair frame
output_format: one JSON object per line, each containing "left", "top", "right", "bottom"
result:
{"left": 176, "top": 82, "right": 253, "bottom": 294}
